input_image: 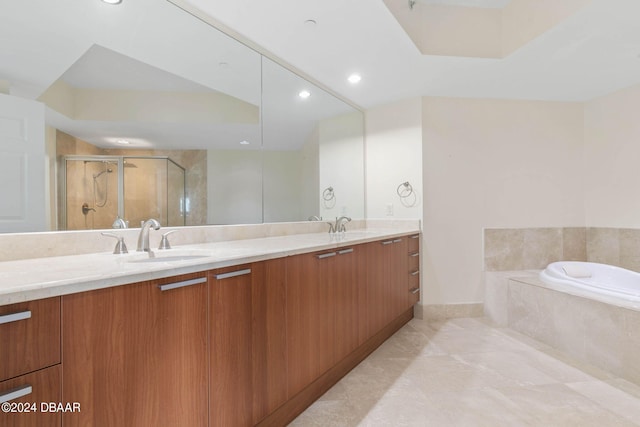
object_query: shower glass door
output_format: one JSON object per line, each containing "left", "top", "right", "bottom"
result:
{"left": 62, "top": 155, "right": 186, "bottom": 230}
{"left": 63, "top": 157, "right": 121, "bottom": 230}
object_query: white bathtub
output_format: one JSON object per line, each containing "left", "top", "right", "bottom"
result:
{"left": 539, "top": 261, "right": 640, "bottom": 303}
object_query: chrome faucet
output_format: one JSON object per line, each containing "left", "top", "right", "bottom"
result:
{"left": 327, "top": 216, "right": 351, "bottom": 234}
{"left": 137, "top": 219, "right": 161, "bottom": 252}
{"left": 335, "top": 216, "right": 351, "bottom": 233}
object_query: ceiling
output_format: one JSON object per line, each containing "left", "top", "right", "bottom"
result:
{"left": 180, "top": 0, "right": 640, "bottom": 109}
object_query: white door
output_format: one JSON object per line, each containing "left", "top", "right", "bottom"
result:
{"left": 0, "top": 93, "right": 46, "bottom": 232}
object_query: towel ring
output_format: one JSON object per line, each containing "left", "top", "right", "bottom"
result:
{"left": 322, "top": 186, "right": 335, "bottom": 201}
{"left": 396, "top": 182, "right": 413, "bottom": 198}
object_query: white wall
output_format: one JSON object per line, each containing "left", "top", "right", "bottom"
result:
{"left": 319, "top": 112, "right": 365, "bottom": 220}
{"left": 365, "top": 97, "right": 423, "bottom": 220}
{"left": 584, "top": 83, "right": 640, "bottom": 227}
{"left": 422, "top": 97, "right": 585, "bottom": 304}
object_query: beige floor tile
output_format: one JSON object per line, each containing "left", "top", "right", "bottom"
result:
{"left": 291, "top": 318, "right": 640, "bottom": 426}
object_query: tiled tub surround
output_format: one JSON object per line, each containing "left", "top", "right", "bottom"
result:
{"left": 484, "top": 226, "right": 640, "bottom": 387}
{"left": 506, "top": 275, "right": 640, "bottom": 387}
{"left": 0, "top": 219, "right": 420, "bottom": 305}
{"left": 485, "top": 226, "right": 640, "bottom": 273}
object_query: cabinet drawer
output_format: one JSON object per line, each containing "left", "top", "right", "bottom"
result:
{"left": 0, "top": 298, "right": 60, "bottom": 381}
{"left": 0, "top": 365, "right": 61, "bottom": 427}
{"left": 408, "top": 234, "right": 420, "bottom": 253}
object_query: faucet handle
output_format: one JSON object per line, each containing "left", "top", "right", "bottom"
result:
{"left": 101, "top": 232, "right": 128, "bottom": 254}
{"left": 158, "top": 230, "right": 178, "bottom": 250}
{"left": 326, "top": 222, "right": 336, "bottom": 234}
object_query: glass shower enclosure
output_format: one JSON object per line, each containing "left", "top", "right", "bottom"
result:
{"left": 61, "top": 155, "right": 186, "bottom": 230}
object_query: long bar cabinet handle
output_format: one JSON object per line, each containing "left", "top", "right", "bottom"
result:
{"left": 215, "top": 269, "right": 252, "bottom": 280}
{"left": 411, "top": 270, "right": 420, "bottom": 276}
{"left": 316, "top": 252, "right": 337, "bottom": 259}
{"left": 410, "top": 235, "right": 420, "bottom": 239}
{"left": 338, "top": 248, "right": 354, "bottom": 255}
{"left": 393, "top": 239, "right": 403, "bottom": 243}
{"left": 159, "top": 277, "right": 207, "bottom": 291}
{"left": 0, "top": 310, "right": 31, "bottom": 325}
{"left": 0, "top": 384, "right": 33, "bottom": 403}
{"left": 411, "top": 288, "right": 420, "bottom": 294}
{"left": 410, "top": 252, "right": 420, "bottom": 257}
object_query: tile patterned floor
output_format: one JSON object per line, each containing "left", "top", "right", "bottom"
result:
{"left": 290, "top": 317, "right": 640, "bottom": 426}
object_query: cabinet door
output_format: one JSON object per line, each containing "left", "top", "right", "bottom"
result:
{"left": 209, "top": 265, "right": 253, "bottom": 427}
{"left": 252, "top": 258, "right": 287, "bottom": 423}
{"left": 62, "top": 273, "right": 208, "bottom": 427}
{"left": 0, "top": 365, "right": 61, "bottom": 427}
{"left": 333, "top": 246, "right": 362, "bottom": 361}
{"left": 286, "top": 250, "right": 337, "bottom": 396}
{"left": 365, "top": 237, "right": 410, "bottom": 339}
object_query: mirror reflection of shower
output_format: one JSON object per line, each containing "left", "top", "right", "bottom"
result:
{"left": 62, "top": 155, "right": 186, "bottom": 231}
{"left": 90, "top": 160, "right": 114, "bottom": 209}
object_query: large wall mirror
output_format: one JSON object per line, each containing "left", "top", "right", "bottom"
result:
{"left": 0, "top": 0, "right": 364, "bottom": 232}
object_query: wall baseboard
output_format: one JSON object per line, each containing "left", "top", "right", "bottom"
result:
{"left": 420, "top": 303, "right": 484, "bottom": 320}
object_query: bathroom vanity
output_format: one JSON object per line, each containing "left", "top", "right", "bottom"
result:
{"left": 0, "top": 228, "right": 420, "bottom": 426}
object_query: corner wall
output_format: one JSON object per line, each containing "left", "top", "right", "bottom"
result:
{"left": 421, "top": 97, "right": 585, "bottom": 305}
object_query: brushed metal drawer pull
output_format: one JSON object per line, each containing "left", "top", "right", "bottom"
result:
{"left": 215, "top": 269, "right": 252, "bottom": 280}
{"left": 0, "top": 310, "right": 31, "bottom": 325}
{"left": 316, "top": 252, "right": 337, "bottom": 259}
{"left": 410, "top": 235, "right": 420, "bottom": 239}
{"left": 0, "top": 384, "right": 33, "bottom": 403}
{"left": 381, "top": 240, "right": 393, "bottom": 245}
{"left": 338, "top": 248, "right": 354, "bottom": 255}
{"left": 159, "top": 277, "right": 207, "bottom": 291}
{"left": 410, "top": 252, "right": 420, "bottom": 257}
{"left": 393, "top": 238, "right": 402, "bottom": 243}
{"left": 411, "top": 270, "right": 420, "bottom": 276}
{"left": 410, "top": 287, "right": 420, "bottom": 294}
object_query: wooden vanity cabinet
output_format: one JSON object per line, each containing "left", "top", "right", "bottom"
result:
{"left": 285, "top": 245, "right": 365, "bottom": 398}
{"left": 0, "top": 297, "right": 61, "bottom": 427}
{"left": 209, "top": 259, "right": 288, "bottom": 426}
{"left": 365, "top": 237, "right": 409, "bottom": 339}
{"left": 61, "top": 272, "right": 208, "bottom": 427}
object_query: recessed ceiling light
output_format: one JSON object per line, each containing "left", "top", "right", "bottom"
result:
{"left": 239, "top": 140, "right": 250, "bottom": 145}
{"left": 299, "top": 90, "right": 311, "bottom": 99}
{"left": 304, "top": 19, "right": 317, "bottom": 26}
{"left": 348, "top": 73, "right": 362, "bottom": 84}
{"left": 101, "top": 0, "right": 123, "bottom": 4}
{"left": 116, "top": 139, "right": 130, "bottom": 145}
{"left": 219, "top": 62, "right": 230, "bottom": 69}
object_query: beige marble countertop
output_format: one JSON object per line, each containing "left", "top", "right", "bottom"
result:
{"left": 0, "top": 227, "right": 419, "bottom": 306}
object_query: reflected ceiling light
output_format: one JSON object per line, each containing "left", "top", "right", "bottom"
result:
{"left": 239, "top": 140, "right": 250, "bottom": 145}
{"left": 101, "top": 0, "right": 123, "bottom": 4}
{"left": 304, "top": 19, "right": 317, "bottom": 26}
{"left": 298, "top": 90, "right": 311, "bottom": 99}
{"left": 116, "top": 139, "right": 130, "bottom": 145}
{"left": 348, "top": 73, "right": 362, "bottom": 84}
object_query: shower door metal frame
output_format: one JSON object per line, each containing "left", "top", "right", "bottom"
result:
{"left": 61, "top": 155, "right": 125, "bottom": 230}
